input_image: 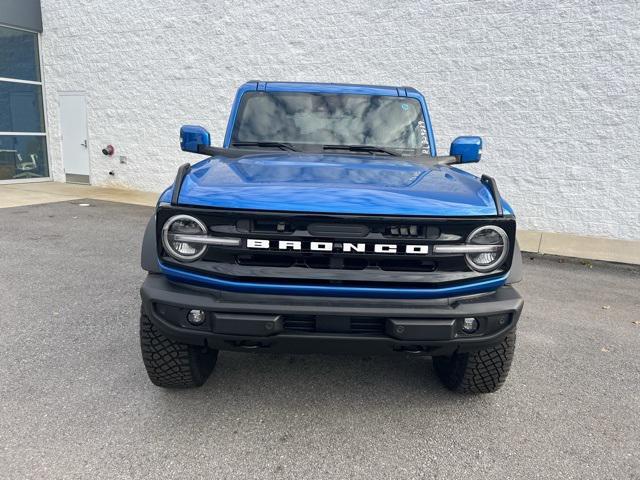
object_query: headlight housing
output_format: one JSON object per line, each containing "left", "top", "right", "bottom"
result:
{"left": 161, "top": 214, "right": 208, "bottom": 262}
{"left": 465, "top": 225, "right": 509, "bottom": 272}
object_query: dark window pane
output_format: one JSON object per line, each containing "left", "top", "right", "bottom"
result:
{"left": 0, "top": 26, "right": 40, "bottom": 81}
{"left": 0, "top": 82, "right": 45, "bottom": 132}
{"left": 231, "top": 92, "right": 428, "bottom": 154}
{"left": 0, "top": 135, "right": 48, "bottom": 180}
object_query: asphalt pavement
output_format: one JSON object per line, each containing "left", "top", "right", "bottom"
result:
{"left": 0, "top": 200, "right": 638, "bottom": 479}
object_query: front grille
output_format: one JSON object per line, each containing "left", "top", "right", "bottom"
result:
{"left": 283, "top": 315, "right": 385, "bottom": 334}
{"left": 235, "top": 253, "right": 435, "bottom": 272}
{"left": 157, "top": 207, "right": 516, "bottom": 288}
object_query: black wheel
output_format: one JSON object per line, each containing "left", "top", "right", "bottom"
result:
{"left": 433, "top": 330, "right": 516, "bottom": 394}
{"left": 140, "top": 308, "right": 218, "bottom": 388}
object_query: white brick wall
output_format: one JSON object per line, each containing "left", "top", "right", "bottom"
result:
{"left": 40, "top": 0, "right": 640, "bottom": 240}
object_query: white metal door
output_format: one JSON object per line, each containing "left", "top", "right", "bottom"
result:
{"left": 59, "top": 94, "right": 90, "bottom": 184}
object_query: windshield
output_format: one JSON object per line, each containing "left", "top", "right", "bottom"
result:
{"left": 230, "top": 92, "right": 430, "bottom": 156}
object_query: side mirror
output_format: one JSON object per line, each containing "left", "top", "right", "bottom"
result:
{"left": 450, "top": 136, "right": 482, "bottom": 163}
{"left": 180, "top": 125, "right": 211, "bottom": 153}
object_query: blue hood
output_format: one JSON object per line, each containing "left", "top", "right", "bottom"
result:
{"left": 162, "top": 153, "right": 512, "bottom": 217}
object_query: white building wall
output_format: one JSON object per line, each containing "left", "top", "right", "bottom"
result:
{"left": 40, "top": 0, "right": 640, "bottom": 240}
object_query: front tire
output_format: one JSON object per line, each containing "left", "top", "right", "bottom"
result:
{"left": 140, "top": 308, "right": 218, "bottom": 388}
{"left": 433, "top": 330, "right": 516, "bottom": 394}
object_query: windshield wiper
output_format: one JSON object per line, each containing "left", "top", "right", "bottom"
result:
{"left": 322, "top": 144, "right": 401, "bottom": 156}
{"left": 232, "top": 141, "right": 298, "bottom": 152}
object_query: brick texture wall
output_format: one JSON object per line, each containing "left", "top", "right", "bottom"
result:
{"left": 40, "top": 0, "right": 640, "bottom": 240}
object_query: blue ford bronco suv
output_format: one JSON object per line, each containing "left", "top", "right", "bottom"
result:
{"left": 140, "top": 81, "right": 523, "bottom": 393}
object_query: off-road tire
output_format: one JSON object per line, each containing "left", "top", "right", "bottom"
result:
{"left": 140, "top": 309, "right": 218, "bottom": 388}
{"left": 433, "top": 330, "right": 516, "bottom": 394}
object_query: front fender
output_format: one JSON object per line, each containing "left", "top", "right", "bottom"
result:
{"left": 506, "top": 240, "right": 522, "bottom": 284}
{"left": 141, "top": 214, "right": 160, "bottom": 273}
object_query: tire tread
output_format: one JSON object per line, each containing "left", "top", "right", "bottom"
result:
{"left": 140, "top": 308, "right": 217, "bottom": 388}
{"left": 434, "top": 330, "right": 516, "bottom": 394}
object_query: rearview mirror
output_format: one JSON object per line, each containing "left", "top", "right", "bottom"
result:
{"left": 450, "top": 136, "right": 482, "bottom": 163}
{"left": 180, "top": 125, "right": 211, "bottom": 153}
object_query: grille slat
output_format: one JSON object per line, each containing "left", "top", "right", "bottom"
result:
{"left": 282, "top": 316, "right": 385, "bottom": 334}
{"left": 282, "top": 317, "right": 315, "bottom": 332}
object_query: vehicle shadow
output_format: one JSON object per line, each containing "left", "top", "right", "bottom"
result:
{"left": 150, "top": 351, "right": 489, "bottom": 419}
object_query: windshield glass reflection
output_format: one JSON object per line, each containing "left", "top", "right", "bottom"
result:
{"left": 231, "top": 92, "right": 429, "bottom": 155}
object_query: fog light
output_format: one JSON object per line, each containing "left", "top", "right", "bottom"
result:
{"left": 187, "top": 309, "right": 206, "bottom": 326}
{"left": 461, "top": 317, "right": 479, "bottom": 333}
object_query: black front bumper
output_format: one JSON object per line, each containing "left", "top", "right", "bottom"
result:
{"left": 140, "top": 274, "right": 523, "bottom": 356}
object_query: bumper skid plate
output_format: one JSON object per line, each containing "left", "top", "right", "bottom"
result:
{"left": 141, "top": 274, "right": 523, "bottom": 356}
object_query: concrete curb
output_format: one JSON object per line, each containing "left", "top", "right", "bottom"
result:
{"left": 517, "top": 230, "right": 640, "bottom": 266}
{"left": 0, "top": 181, "right": 157, "bottom": 208}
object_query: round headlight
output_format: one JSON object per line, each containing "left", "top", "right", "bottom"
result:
{"left": 161, "top": 214, "right": 208, "bottom": 262}
{"left": 465, "top": 225, "right": 509, "bottom": 272}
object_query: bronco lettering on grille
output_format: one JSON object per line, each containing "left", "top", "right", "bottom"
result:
{"left": 246, "top": 239, "right": 430, "bottom": 255}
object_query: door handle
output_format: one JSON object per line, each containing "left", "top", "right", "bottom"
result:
{"left": 81, "top": 140, "right": 87, "bottom": 148}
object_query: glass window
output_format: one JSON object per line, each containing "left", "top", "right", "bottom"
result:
{"left": 0, "top": 26, "right": 41, "bottom": 81}
{"left": 231, "top": 92, "right": 429, "bottom": 155}
{"left": 0, "top": 25, "right": 48, "bottom": 182}
{"left": 0, "top": 81, "right": 45, "bottom": 132}
{"left": 0, "top": 135, "right": 48, "bottom": 180}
